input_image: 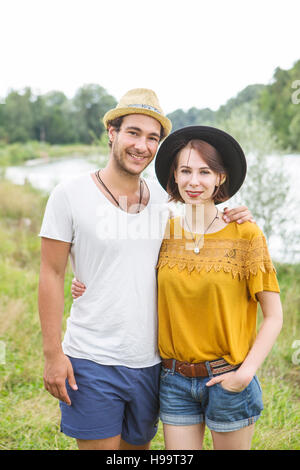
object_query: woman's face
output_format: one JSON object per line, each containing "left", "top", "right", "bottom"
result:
{"left": 174, "top": 145, "right": 224, "bottom": 205}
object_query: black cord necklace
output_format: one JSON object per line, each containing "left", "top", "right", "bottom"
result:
{"left": 183, "top": 207, "right": 219, "bottom": 254}
{"left": 95, "top": 170, "right": 144, "bottom": 213}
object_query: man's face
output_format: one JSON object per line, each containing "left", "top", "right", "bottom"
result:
{"left": 108, "top": 114, "right": 161, "bottom": 176}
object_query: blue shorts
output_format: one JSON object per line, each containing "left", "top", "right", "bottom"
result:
{"left": 159, "top": 362, "right": 263, "bottom": 432}
{"left": 60, "top": 357, "right": 161, "bottom": 445}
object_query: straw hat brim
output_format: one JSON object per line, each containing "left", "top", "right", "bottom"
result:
{"left": 103, "top": 107, "right": 172, "bottom": 137}
{"left": 155, "top": 125, "right": 247, "bottom": 203}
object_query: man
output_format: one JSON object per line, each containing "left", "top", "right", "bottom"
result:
{"left": 38, "top": 88, "right": 253, "bottom": 450}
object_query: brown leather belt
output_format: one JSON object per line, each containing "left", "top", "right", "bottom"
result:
{"left": 162, "top": 358, "right": 240, "bottom": 378}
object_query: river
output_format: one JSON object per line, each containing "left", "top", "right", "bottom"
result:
{"left": 4, "top": 153, "right": 300, "bottom": 263}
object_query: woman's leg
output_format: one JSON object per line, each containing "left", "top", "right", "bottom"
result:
{"left": 211, "top": 423, "right": 255, "bottom": 450}
{"left": 163, "top": 423, "right": 206, "bottom": 450}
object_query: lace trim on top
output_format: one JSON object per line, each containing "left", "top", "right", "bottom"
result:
{"left": 156, "top": 235, "right": 276, "bottom": 279}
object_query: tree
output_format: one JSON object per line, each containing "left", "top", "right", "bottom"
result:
{"left": 289, "top": 113, "right": 300, "bottom": 150}
{"left": 32, "top": 95, "right": 47, "bottom": 142}
{"left": 166, "top": 109, "right": 189, "bottom": 131}
{"left": 167, "top": 107, "right": 215, "bottom": 131}
{"left": 259, "top": 60, "right": 300, "bottom": 152}
{"left": 40, "top": 91, "right": 76, "bottom": 144}
{"left": 3, "top": 88, "right": 35, "bottom": 142}
{"left": 217, "top": 84, "right": 265, "bottom": 121}
{"left": 0, "top": 99, "right": 7, "bottom": 141}
{"left": 0, "top": 84, "right": 118, "bottom": 145}
{"left": 217, "top": 103, "right": 291, "bottom": 247}
{"left": 72, "top": 84, "right": 117, "bottom": 143}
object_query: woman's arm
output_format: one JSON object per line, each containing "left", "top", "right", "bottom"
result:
{"left": 206, "top": 291, "right": 283, "bottom": 392}
{"left": 237, "top": 291, "right": 283, "bottom": 379}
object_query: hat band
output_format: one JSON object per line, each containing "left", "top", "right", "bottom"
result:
{"left": 127, "top": 104, "right": 162, "bottom": 114}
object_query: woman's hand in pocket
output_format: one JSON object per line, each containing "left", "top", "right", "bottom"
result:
{"left": 206, "top": 370, "right": 253, "bottom": 393}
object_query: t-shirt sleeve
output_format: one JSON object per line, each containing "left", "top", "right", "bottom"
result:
{"left": 39, "top": 183, "right": 74, "bottom": 243}
{"left": 247, "top": 233, "right": 280, "bottom": 301}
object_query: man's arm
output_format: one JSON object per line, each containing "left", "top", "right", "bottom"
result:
{"left": 38, "top": 237, "right": 77, "bottom": 405}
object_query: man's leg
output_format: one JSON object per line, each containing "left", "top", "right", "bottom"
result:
{"left": 120, "top": 439, "right": 151, "bottom": 450}
{"left": 61, "top": 359, "right": 160, "bottom": 450}
{"left": 77, "top": 435, "right": 121, "bottom": 450}
{"left": 120, "top": 364, "right": 161, "bottom": 449}
{"left": 76, "top": 436, "right": 151, "bottom": 450}
{"left": 60, "top": 359, "right": 126, "bottom": 447}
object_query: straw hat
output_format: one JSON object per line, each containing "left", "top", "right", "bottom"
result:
{"left": 155, "top": 125, "right": 247, "bottom": 203}
{"left": 103, "top": 88, "right": 172, "bottom": 137}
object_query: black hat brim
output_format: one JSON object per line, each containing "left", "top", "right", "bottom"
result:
{"left": 155, "top": 126, "right": 247, "bottom": 203}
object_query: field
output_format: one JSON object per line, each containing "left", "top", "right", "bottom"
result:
{"left": 0, "top": 179, "right": 299, "bottom": 450}
{"left": 0, "top": 141, "right": 108, "bottom": 167}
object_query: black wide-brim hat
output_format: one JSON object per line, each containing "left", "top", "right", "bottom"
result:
{"left": 155, "top": 125, "right": 247, "bottom": 203}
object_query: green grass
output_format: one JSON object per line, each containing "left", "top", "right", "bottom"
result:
{"left": 0, "top": 179, "right": 299, "bottom": 450}
{"left": 0, "top": 140, "right": 108, "bottom": 167}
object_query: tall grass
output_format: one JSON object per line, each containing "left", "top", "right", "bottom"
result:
{"left": 0, "top": 141, "right": 108, "bottom": 167}
{"left": 0, "top": 179, "right": 299, "bottom": 450}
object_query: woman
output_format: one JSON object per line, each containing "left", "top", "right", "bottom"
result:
{"left": 72, "top": 126, "right": 283, "bottom": 450}
{"left": 154, "top": 126, "right": 282, "bottom": 450}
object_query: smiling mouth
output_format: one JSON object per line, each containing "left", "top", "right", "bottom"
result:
{"left": 186, "top": 191, "right": 204, "bottom": 197}
{"left": 128, "top": 152, "right": 147, "bottom": 162}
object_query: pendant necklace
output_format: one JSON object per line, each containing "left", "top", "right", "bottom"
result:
{"left": 183, "top": 207, "right": 219, "bottom": 254}
{"left": 95, "top": 170, "right": 144, "bottom": 213}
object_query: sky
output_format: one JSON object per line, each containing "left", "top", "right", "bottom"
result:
{"left": 1, "top": 0, "right": 300, "bottom": 113}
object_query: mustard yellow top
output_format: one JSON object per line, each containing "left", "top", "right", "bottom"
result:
{"left": 157, "top": 217, "right": 280, "bottom": 365}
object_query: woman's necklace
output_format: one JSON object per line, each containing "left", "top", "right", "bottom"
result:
{"left": 95, "top": 170, "right": 144, "bottom": 213}
{"left": 183, "top": 207, "right": 219, "bottom": 254}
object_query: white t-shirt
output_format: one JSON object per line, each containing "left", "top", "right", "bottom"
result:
{"left": 39, "top": 172, "right": 169, "bottom": 368}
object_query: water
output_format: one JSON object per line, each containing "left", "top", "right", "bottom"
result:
{"left": 4, "top": 153, "right": 300, "bottom": 263}
{"left": 4, "top": 155, "right": 103, "bottom": 192}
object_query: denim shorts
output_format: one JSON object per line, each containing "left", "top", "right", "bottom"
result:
{"left": 60, "top": 357, "right": 161, "bottom": 445}
{"left": 159, "top": 361, "right": 263, "bottom": 432}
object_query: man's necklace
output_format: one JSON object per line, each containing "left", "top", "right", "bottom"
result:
{"left": 183, "top": 207, "right": 219, "bottom": 254}
{"left": 95, "top": 170, "right": 144, "bottom": 213}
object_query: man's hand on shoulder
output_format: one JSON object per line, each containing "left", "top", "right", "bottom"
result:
{"left": 222, "top": 206, "right": 255, "bottom": 225}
